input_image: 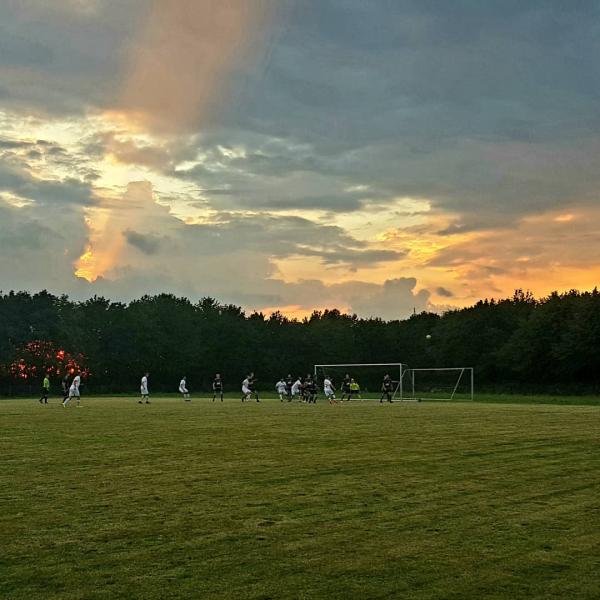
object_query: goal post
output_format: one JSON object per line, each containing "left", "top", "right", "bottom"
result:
{"left": 406, "top": 367, "right": 474, "bottom": 401}
{"left": 313, "top": 363, "right": 408, "bottom": 401}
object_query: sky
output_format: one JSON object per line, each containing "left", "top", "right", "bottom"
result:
{"left": 1, "top": 0, "right": 599, "bottom": 320}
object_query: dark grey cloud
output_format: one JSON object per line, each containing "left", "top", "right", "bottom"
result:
{"left": 0, "top": 138, "right": 34, "bottom": 150}
{"left": 436, "top": 287, "right": 454, "bottom": 298}
{"left": 206, "top": 1, "right": 600, "bottom": 224}
{"left": 0, "top": 27, "right": 54, "bottom": 67}
{"left": 0, "top": 196, "right": 87, "bottom": 291}
{"left": 124, "top": 229, "right": 163, "bottom": 255}
{"left": 178, "top": 212, "right": 404, "bottom": 267}
{"left": 0, "top": 1, "right": 145, "bottom": 115}
{"left": 0, "top": 161, "right": 95, "bottom": 206}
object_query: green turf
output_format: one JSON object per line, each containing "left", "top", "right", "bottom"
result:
{"left": 1, "top": 397, "right": 599, "bottom": 599}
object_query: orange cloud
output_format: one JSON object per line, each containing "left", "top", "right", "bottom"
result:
{"left": 74, "top": 208, "right": 127, "bottom": 281}
{"left": 119, "top": 0, "right": 275, "bottom": 133}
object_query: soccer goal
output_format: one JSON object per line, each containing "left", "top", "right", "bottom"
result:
{"left": 404, "top": 367, "right": 474, "bottom": 401}
{"left": 313, "top": 363, "right": 408, "bottom": 401}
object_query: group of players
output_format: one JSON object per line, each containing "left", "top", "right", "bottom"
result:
{"left": 39, "top": 370, "right": 398, "bottom": 407}
{"left": 36, "top": 372, "right": 82, "bottom": 406}
{"left": 155, "top": 371, "right": 397, "bottom": 405}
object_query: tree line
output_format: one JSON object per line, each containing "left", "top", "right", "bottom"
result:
{"left": 1, "top": 288, "right": 599, "bottom": 396}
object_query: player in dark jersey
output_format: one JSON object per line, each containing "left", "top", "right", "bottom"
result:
{"left": 61, "top": 374, "right": 70, "bottom": 403}
{"left": 212, "top": 373, "right": 224, "bottom": 402}
{"left": 302, "top": 374, "right": 313, "bottom": 403}
{"left": 307, "top": 376, "right": 318, "bottom": 403}
{"left": 285, "top": 373, "right": 294, "bottom": 402}
{"left": 340, "top": 373, "right": 351, "bottom": 401}
{"left": 380, "top": 373, "right": 394, "bottom": 403}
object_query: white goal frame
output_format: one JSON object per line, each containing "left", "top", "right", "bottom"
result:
{"left": 313, "top": 363, "right": 410, "bottom": 401}
{"left": 406, "top": 367, "right": 474, "bottom": 401}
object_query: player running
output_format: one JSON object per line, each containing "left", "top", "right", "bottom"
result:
{"left": 62, "top": 372, "right": 81, "bottom": 407}
{"left": 241, "top": 372, "right": 259, "bottom": 402}
{"left": 291, "top": 377, "right": 302, "bottom": 401}
{"left": 276, "top": 378, "right": 287, "bottom": 401}
{"left": 61, "top": 374, "right": 70, "bottom": 403}
{"left": 212, "top": 373, "right": 224, "bottom": 402}
{"left": 324, "top": 376, "right": 337, "bottom": 404}
{"left": 380, "top": 374, "right": 394, "bottom": 403}
{"left": 300, "top": 375, "right": 310, "bottom": 402}
{"left": 39, "top": 373, "right": 50, "bottom": 404}
{"left": 139, "top": 372, "right": 150, "bottom": 404}
{"left": 179, "top": 376, "right": 190, "bottom": 401}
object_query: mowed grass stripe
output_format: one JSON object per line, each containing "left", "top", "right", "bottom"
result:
{"left": 1, "top": 399, "right": 599, "bottom": 599}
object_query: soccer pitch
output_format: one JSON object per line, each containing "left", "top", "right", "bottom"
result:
{"left": 2, "top": 398, "right": 599, "bottom": 599}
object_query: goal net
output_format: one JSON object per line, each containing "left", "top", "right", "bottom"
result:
{"left": 313, "top": 363, "right": 406, "bottom": 401}
{"left": 405, "top": 367, "right": 474, "bottom": 401}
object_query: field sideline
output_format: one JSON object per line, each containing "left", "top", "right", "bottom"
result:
{"left": 2, "top": 398, "right": 599, "bottom": 599}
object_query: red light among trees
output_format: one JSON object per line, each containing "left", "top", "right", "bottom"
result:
{"left": 7, "top": 341, "right": 89, "bottom": 382}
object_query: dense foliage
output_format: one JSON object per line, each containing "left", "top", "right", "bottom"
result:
{"left": 1, "top": 288, "right": 599, "bottom": 395}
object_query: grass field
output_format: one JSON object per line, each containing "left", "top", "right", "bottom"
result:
{"left": 1, "top": 396, "right": 599, "bottom": 599}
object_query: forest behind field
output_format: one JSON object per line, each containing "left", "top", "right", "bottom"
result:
{"left": 1, "top": 288, "right": 599, "bottom": 395}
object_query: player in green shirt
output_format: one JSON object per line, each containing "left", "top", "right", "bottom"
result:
{"left": 347, "top": 379, "right": 361, "bottom": 401}
{"left": 39, "top": 374, "right": 50, "bottom": 404}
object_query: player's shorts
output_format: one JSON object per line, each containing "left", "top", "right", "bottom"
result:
{"left": 179, "top": 387, "right": 188, "bottom": 394}
{"left": 324, "top": 387, "right": 334, "bottom": 397}
{"left": 242, "top": 386, "right": 251, "bottom": 395}
{"left": 69, "top": 389, "right": 80, "bottom": 397}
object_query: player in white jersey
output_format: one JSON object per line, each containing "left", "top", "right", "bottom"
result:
{"left": 241, "top": 372, "right": 259, "bottom": 402}
{"left": 290, "top": 377, "right": 302, "bottom": 401}
{"left": 139, "top": 372, "right": 150, "bottom": 404}
{"left": 179, "top": 376, "right": 190, "bottom": 401}
{"left": 62, "top": 372, "right": 81, "bottom": 407}
{"left": 323, "top": 377, "right": 338, "bottom": 404}
{"left": 275, "top": 378, "right": 287, "bottom": 401}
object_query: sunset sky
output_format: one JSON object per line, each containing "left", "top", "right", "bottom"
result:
{"left": 1, "top": 1, "right": 599, "bottom": 319}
